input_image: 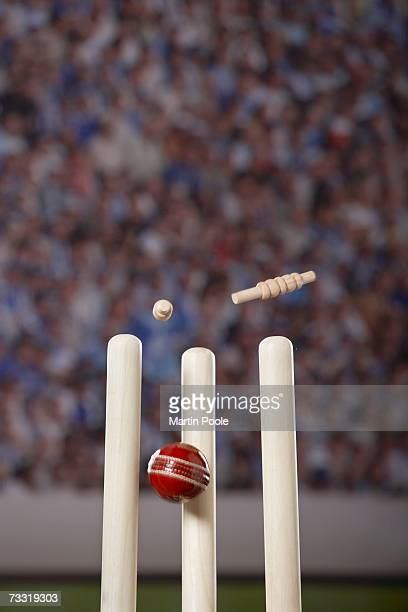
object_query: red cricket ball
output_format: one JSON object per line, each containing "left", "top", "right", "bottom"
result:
{"left": 147, "top": 442, "right": 210, "bottom": 503}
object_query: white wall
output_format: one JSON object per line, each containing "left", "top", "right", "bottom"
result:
{"left": 0, "top": 488, "right": 407, "bottom": 577}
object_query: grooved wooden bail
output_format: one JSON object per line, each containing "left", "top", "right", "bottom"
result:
{"left": 231, "top": 271, "right": 316, "bottom": 305}
{"left": 152, "top": 299, "right": 174, "bottom": 321}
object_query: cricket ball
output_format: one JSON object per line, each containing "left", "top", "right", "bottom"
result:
{"left": 147, "top": 442, "right": 210, "bottom": 503}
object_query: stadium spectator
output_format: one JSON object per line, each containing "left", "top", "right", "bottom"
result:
{"left": 0, "top": 0, "right": 406, "bottom": 492}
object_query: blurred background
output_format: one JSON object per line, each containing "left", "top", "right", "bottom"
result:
{"left": 0, "top": 0, "right": 407, "bottom": 610}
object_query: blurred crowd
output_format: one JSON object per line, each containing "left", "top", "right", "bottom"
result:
{"left": 0, "top": 0, "right": 407, "bottom": 493}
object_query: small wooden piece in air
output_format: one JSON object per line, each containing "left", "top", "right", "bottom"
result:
{"left": 152, "top": 299, "right": 174, "bottom": 321}
{"left": 231, "top": 271, "right": 316, "bottom": 305}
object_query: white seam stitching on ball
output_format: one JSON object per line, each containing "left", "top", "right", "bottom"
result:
{"left": 153, "top": 454, "right": 209, "bottom": 472}
{"left": 147, "top": 469, "right": 207, "bottom": 490}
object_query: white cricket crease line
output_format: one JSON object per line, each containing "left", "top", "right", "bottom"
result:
{"left": 147, "top": 469, "right": 208, "bottom": 490}
{"left": 151, "top": 454, "right": 209, "bottom": 473}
